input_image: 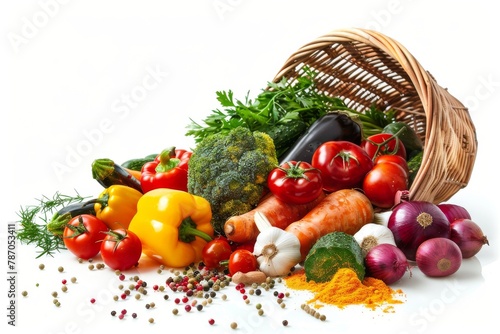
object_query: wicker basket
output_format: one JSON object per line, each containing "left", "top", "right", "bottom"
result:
{"left": 272, "top": 28, "right": 477, "bottom": 204}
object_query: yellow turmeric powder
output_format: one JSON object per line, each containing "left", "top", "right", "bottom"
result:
{"left": 285, "top": 268, "right": 405, "bottom": 311}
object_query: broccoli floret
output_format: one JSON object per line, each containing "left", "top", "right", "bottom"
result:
{"left": 187, "top": 127, "right": 278, "bottom": 235}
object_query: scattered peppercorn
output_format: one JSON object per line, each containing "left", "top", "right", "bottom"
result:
{"left": 57, "top": 266, "right": 64, "bottom": 273}
{"left": 282, "top": 320, "right": 288, "bottom": 326}
{"left": 38, "top": 264, "right": 45, "bottom": 270}
{"left": 230, "top": 322, "right": 238, "bottom": 329}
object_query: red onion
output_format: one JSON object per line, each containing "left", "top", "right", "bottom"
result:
{"left": 388, "top": 201, "right": 450, "bottom": 261}
{"left": 416, "top": 238, "right": 462, "bottom": 277}
{"left": 365, "top": 243, "right": 410, "bottom": 285}
{"left": 450, "top": 218, "right": 489, "bottom": 258}
{"left": 438, "top": 203, "right": 471, "bottom": 222}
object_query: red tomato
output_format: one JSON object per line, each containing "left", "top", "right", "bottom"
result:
{"left": 311, "top": 141, "right": 374, "bottom": 192}
{"left": 267, "top": 161, "right": 323, "bottom": 204}
{"left": 63, "top": 214, "right": 108, "bottom": 260}
{"left": 374, "top": 154, "right": 409, "bottom": 177}
{"left": 100, "top": 229, "right": 142, "bottom": 271}
{"left": 230, "top": 240, "right": 255, "bottom": 253}
{"left": 228, "top": 249, "right": 258, "bottom": 275}
{"left": 363, "top": 162, "right": 408, "bottom": 209}
{"left": 362, "top": 133, "right": 406, "bottom": 160}
{"left": 202, "top": 237, "right": 233, "bottom": 269}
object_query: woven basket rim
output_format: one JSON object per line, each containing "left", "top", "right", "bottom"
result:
{"left": 271, "top": 27, "right": 478, "bottom": 204}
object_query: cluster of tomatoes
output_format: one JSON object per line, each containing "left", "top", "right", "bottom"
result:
{"left": 267, "top": 133, "right": 409, "bottom": 209}
{"left": 201, "top": 236, "right": 258, "bottom": 277}
{"left": 202, "top": 133, "right": 411, "bottom": 275}
{"left": 63, "top": 214, "right": 143, "bottom": 271}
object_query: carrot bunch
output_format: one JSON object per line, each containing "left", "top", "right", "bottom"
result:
{"left": 224, "top": 188, "right": 374, "bottom": 261}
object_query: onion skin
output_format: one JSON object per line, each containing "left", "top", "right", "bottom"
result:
{"left": 388, "top": 201, "right": 450, "bottom": 261}
{"left": 365, "top": 243, "right": 409, "bottom": 285}
{"left": 450, "top": 219, "right": 489, "bottom": 258}
{"left": 416, "top": 238, "right": 462, "bottom": 277}
{"left": 438, "top": 203, "right": 471, "bottom": 222}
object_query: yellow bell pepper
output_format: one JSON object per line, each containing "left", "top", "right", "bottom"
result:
{"left": 128, "top": 188, "right": 214, "bottom": 268}
{"left": 91, "top": 185, "right": 142, "bottom": 230}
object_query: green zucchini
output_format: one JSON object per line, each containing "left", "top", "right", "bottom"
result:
{"left": 121, "top": 154, "right": 157, "bottom": 171}
{"left": 383, "top": 122, "right": 423, "bottom": 158}
{"left": 304, "top": 231, "right": 365, "bottom": 283}
{"left": 46, "top": 201, "right": 97, "bottom": 236}
{"left": 91, "top": 158, "right": 143, "bottom": 193}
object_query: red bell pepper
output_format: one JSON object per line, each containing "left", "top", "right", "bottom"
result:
{"left": 140, "top": 147, "right": 192, "bottom": 193}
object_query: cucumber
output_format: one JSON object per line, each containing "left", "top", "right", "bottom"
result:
{"left": 304, "top": 231, "right": 365, "bottom": 283}
{"left": 383, "top": 122, "right": 423, "bottom": 158}
{"left": 121, "top": 154, "right": 157, "bottom": 171}
{"left": 91, "top": 158, "right": 143, "bottom": 193}
{"left": 259, "top": 119, "right": 308, "bottom": 158}
{"left": 407, "top": 150, "right": 423, "bottom": 186}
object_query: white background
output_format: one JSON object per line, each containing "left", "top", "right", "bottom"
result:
{"left": 1, "top": 1, "right": 499, "bottom": 333}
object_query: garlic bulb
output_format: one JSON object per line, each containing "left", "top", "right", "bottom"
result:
{"left": 353, "top": 223, "right": 396, "bottom": 257}
{"left": 253, "top": 212, "right": 302, "bottom": 277}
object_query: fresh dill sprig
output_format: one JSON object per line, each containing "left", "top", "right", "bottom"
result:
{"left": 16, "top": 190, "right": 90, "bottom": 258}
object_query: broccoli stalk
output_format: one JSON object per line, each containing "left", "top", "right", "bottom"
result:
{"left": 187, "top": 127, "right": 278, "bottom": 235}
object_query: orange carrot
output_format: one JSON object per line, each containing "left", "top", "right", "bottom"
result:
{"left": 285, "top": 189, "right": 374, "bottom": 261}
{"left": 224, "top": 191, "right": 327, "bottom": 244}
{"left": 124, "top": 168, "right": 142, "bottom": 181}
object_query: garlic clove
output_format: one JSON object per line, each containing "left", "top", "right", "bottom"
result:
{"left": 373, "top": 211, "right": 393, "bottom": 226}
{"left": 254, "top": 211, "right": 272, "bottom": 232}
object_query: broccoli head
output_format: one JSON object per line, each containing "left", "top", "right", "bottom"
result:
{"left": 187, "top": 127, "right": 278, "bottom": 235}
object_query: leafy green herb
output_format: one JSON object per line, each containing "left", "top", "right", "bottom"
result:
{"left": 16, "top": 191, "right": 90, "bottom": 258}
{"left": 185, "top": 67, "right": 395, "bottom": 147}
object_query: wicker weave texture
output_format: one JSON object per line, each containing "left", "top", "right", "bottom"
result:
{"left": 272, "top": 28, "right": 477, "bottom": 204}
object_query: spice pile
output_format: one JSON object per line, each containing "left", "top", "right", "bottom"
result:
{"left": 285, "top": 268, "right": 405, "bottom": 312}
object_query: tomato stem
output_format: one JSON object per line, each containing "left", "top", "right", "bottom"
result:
{"left": 366, "top": 126, "right": 405, "bottom": 160}
{"left": 63, "top": 216, "right": 88, "bottom": 238}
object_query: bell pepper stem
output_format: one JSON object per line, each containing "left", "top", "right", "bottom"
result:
{"left": 84, "top": 194, "right": 109, "bottom": 209}
{"left": 155, "top": 147, "right": 181, "bottom": 173}
{"left": 179, "top": 217, "right": 213, "bottom": 243}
